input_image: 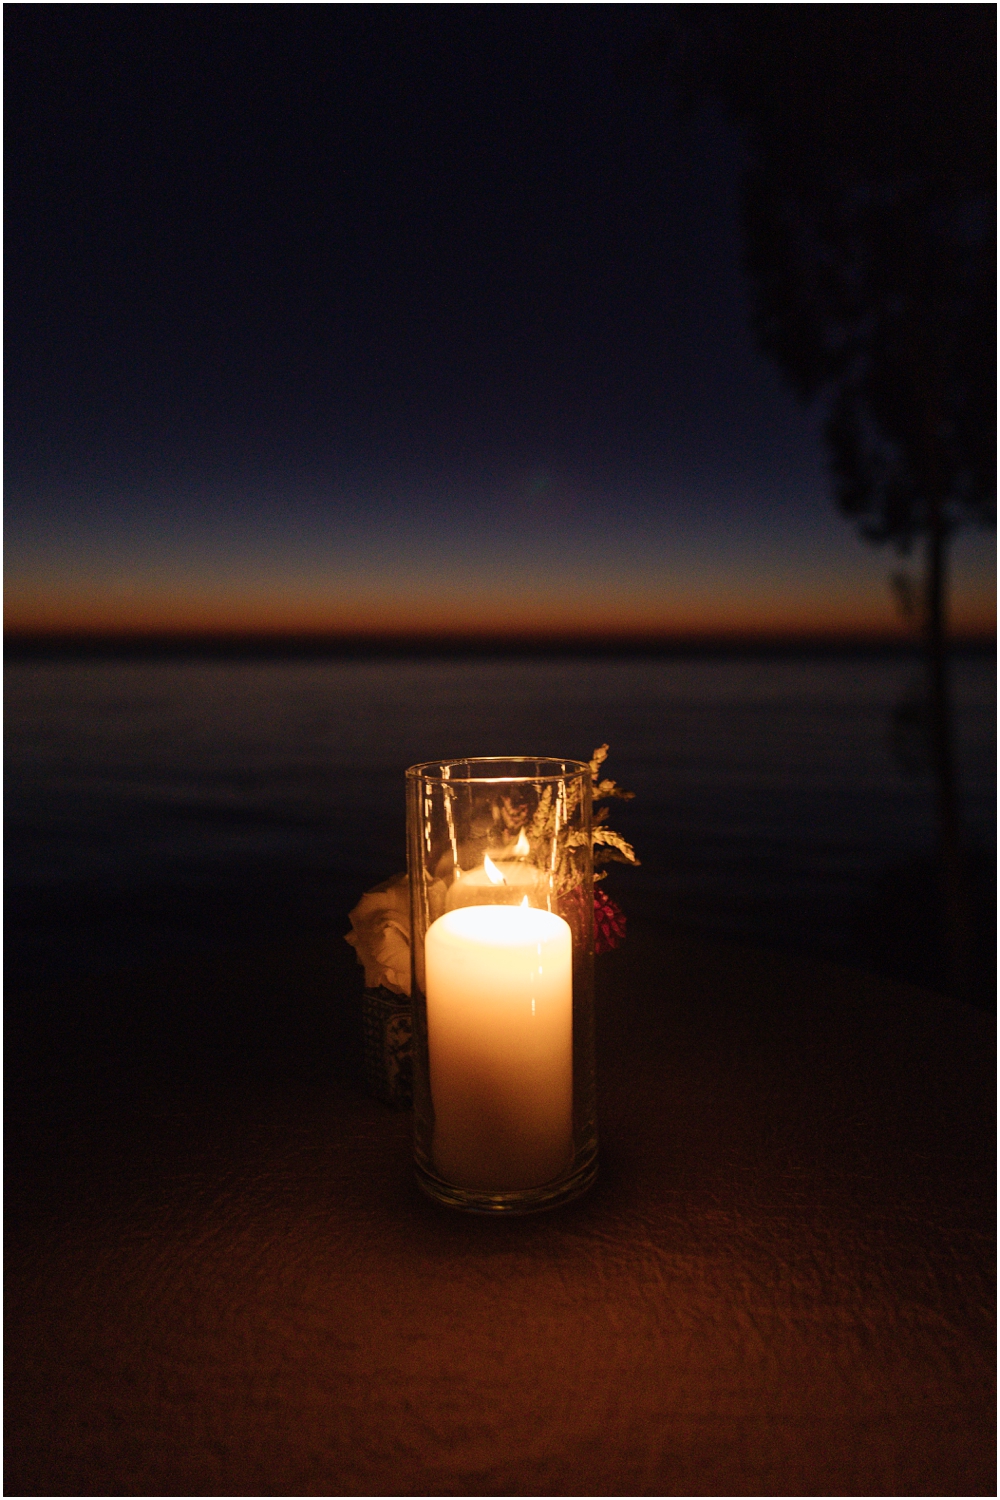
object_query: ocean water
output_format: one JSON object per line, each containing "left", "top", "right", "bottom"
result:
{"left": 5, "top": 651, "right": 995, "bottom": 989}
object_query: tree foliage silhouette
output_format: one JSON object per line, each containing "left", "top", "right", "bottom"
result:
{"left": 652, "top": 5, "right": 995, "bottom": 994}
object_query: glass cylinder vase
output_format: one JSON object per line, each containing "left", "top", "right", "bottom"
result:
{"left": 406, "top": 757, "right": 597, "bottom": 1213}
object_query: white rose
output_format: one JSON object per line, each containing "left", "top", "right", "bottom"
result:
{"left": 344, "top": 872, "right": 412, "bottom": 996}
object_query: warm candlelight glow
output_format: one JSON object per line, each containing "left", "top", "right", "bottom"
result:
{"left": 424, "top": 903, "right": 574, "bottom": 1191}
{"left": 447, "top": 853, "right": 542, "bottom": 911}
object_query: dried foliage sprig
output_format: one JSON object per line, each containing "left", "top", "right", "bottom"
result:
{"left": 588, "top": 744, "right": 639, "bottom": 880}
{"left": 526, "top": 744, "right": 639, "bottom": 890}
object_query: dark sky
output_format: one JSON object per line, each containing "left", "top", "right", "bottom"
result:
{"left": 5, "top": 4, "right": 992, "bottom": 637}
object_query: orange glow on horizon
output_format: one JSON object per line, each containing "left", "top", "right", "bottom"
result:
{"left": 5, "top": 583, "right": 995, "bottom": 643}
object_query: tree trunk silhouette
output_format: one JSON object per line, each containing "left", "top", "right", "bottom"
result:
{"left": 924, "top": 494, "right": 973, "bottom": 1000}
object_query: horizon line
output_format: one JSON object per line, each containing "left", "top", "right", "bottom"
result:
{"left": 5, "top": 625, "right": 996, "bottom": 659}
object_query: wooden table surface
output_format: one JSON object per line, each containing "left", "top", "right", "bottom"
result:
{"left": 6, "top": 922, "right": 995, "bottom": 1496}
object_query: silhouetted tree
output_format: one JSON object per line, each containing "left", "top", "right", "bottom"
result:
{"left": 652, "top": 5, "right": 995, "bottom": 995}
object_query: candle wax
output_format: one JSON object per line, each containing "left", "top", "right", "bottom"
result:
{"left": 425, "top": 904, "right": 573, "bottom": 1191}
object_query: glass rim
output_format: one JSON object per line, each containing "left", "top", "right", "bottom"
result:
{"left": 406, "top": 755, "right": 590, "bottom": 785}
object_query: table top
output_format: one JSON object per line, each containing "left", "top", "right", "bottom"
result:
{"left": 7, "top": 922, "right": 995, "bottom": 1496}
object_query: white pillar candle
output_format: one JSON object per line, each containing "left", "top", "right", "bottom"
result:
{"left": 425, "top": 904, "right": 573, "bottom": 1191}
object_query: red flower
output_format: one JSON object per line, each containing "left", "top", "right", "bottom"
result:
{"left": 556, "top": 884, "right": 628, "bottom": 952}
{"left": 593, "top": 887, "right": 627, "bottom": 953}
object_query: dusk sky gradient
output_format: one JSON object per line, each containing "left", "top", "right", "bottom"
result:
{"left": 6, "top": 6, "right": 994, "bottom": 640}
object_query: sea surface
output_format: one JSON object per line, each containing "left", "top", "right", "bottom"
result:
{"left": 5, "top": 650, "right": 995, "bottom": 991}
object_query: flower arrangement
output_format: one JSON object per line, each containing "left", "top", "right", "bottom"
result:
{"left": 345, "top": 747, "right": 638, "bottom": 1104}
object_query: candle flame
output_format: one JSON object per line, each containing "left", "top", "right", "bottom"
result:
{"left": 483, "top": 854, "right": 506, "bottom": 885}
{"left": 513, "top": 829, "right": 530, "bottom": 857}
